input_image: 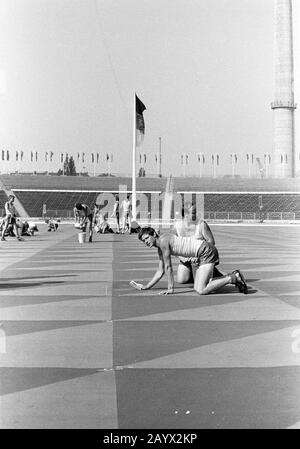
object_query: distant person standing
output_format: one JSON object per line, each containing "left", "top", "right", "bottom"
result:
{"left": 110, "top": 195, "right": 120, "bottom": 233}
{"left": 1, "top": 195, "right": 24, "bottom": 241}
{"left": 121, "top": 195, "right": 132, "bottom": 234}
{"left": 42, "top": 203, "right": 47, "bottom": 219}
{"left": 258, "top": 204, "right": 264, "bottom": 223}
{"left": 73, "top": 202, "right": 93, "bottom": 242}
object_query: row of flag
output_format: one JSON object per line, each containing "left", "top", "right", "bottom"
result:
{"left": 1, "top": 151, "right": 116, "bottom": 163}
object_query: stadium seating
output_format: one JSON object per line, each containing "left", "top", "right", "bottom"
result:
{"left": 204, "top": 193, "right": 300, "bottom": 212}
{"left": 0, "top": 191, "right": 8, "bottom": 216}
{"left": 14, "top": 191, "right": 99, "bottom": 217}
{"left": 1, "top": 174, "right": 300, "bottom": 193}
{"left": 0, "top": 175, "right": 299, "bottom": 220}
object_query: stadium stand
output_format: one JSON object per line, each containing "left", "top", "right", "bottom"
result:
{"left": 204, "top": 193, "right": 300, "bottom": 212}
{"left": 203, "top": 193, "right": 300, "bottom": 220}
{"left": 1, "top": 174, "right": 300, "bottom": 192}
{"left": 14, "top": 191, "right": 99, "bottom": 218}
{"left": 0, "top": 174, "right": 299, "bottom": 220}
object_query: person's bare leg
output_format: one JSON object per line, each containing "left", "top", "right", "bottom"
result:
{"left": 194, "top": 263, "right": 235, "bottom": 295}
{"left": 122, "top": 216, "right": 126, "bottom": 233}
{"left": 128, "top": 216, "right": 132, "bottom": 234}
{"left": 88, "top": 218, "right": 93, "bottom": 242}
{"left": 176, "top": 263, "right": 193, "bottom": 284}
{"left": 1, "top": 218, "right": 9, "bottom": 240}
{"left": 13, "top": 223, "right": 24, "bottom": 241}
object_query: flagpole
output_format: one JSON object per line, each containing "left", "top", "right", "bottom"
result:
{"left": 132, "top": 92, "right": 137, "bottom": 221}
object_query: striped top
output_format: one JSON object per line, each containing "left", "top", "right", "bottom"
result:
{"left": 170, "top": 235, "right": 203, "bottom": 258}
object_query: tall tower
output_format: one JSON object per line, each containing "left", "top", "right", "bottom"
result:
{"left": 271, "top": 0, "right": 297, "bottom": 178}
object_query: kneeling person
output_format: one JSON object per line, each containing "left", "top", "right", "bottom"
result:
{"left": 133, "top": 227, "right": 248, "bottom": 296}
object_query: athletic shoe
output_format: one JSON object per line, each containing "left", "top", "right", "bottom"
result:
{"left": 232, "top": 269, "right": 248, "bottom": 294}
{"left": 1, "top": 237, "right": 6, "bottom": 241}
{"left": 17, "top": 237, "right": 24, "bottom": 241}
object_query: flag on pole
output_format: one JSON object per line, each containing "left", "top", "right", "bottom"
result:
{"left": 132, "top": 94, "right": 146, "bottom": 221}
{"left": 136, "top": 94, "right": 146, "bottom": 147}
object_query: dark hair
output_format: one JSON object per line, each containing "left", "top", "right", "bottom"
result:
{"left": 127, "top": 195, "right": 130, "bottom": 200}
{"left": 138, "top": 226, "right": 158, "bottom": 241}
{"left": 75, "top": 203, "right": 82, "bottom": 210}
{"left": 8, "top": 195, "right": 15, "bottom": 200}
{"left": 115, "top": 195, "right": 119, "bottom": 201}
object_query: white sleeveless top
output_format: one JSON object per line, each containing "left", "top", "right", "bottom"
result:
{"left": 170, "top": 235, "right": 203, "bottom": 258}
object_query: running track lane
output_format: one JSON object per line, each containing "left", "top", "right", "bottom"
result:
{"left": 1, "top": 225, "right": 300, "bottom": 428}
{"left": 111, "top": 227, "right": 300, "bottom": 428}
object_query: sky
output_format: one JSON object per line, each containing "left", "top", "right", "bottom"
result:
{"left": 0, "top": 0, "right": 299, "bottom": 177}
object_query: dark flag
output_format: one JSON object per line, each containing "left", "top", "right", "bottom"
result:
{"left": 136, "top": 94, "right": 146, "bottom": 147}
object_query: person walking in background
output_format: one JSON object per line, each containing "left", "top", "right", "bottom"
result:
{"left": 110, "top": 195, "right": 120, "bottom": 233}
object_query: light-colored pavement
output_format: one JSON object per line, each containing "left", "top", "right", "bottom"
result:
{"left": 0, "top": 225, "right": 300, "bottom": 428}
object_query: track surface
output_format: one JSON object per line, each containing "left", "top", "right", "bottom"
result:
{"left": 0, "top": 224, "right": 300, "bottom": 429}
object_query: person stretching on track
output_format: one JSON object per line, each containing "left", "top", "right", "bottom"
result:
{"left": 73, "top": 203, "right": 93, "bottom": 242}
{"left": 130, "top": 226, "right": 248, "bottom": 296}
{"left": 110, "top": 195, "right": 120, "bottom": 233}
